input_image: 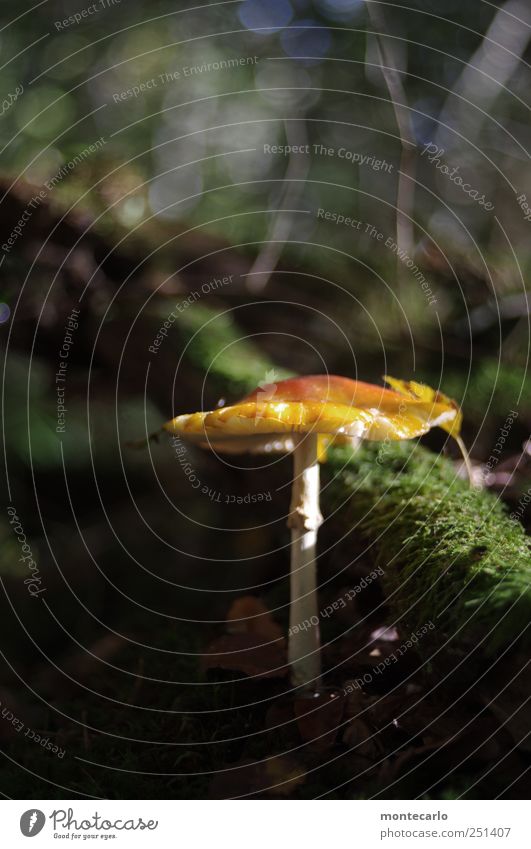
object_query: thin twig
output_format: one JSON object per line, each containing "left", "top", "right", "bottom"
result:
{"left": 435, "top": 0, "right": 531, "bottom": 152}
{"left": 246, "top": 116, "right": 310, "bottom": 293}
{"left": 365, "top": 1, "right": 417, "bottom": 268}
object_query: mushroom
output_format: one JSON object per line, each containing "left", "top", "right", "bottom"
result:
{"left": 159, "top": 374, "right": 466, "bottom": 690}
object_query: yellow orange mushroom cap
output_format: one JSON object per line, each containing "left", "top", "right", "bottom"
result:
{"left": 162, "top": 374, "right": 463, "bottom": 454}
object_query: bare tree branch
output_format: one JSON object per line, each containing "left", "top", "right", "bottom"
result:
{"left": 246, "top": 116, "right": 310, "bottom": 293}
{"left": 365, "top": 0, "right": 417, "bottom": 273}
{"left": 435, "top": 0, "right": 531, "bottom": 152}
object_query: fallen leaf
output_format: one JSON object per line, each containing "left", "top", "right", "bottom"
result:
{"left": 265, "top": 699, "right": 296, "bottom": 731}
{"left": 202, "top": 633, "right": 288, "bottom": 679}
{"left": 209, "top": 755, "right": 305, "bottom": 798}
{"left": 480, "top": 652, "right": 531, "bottom": 755}
{"left": 0, "top": 687, "right": 36, "bottom": 743}
{"left": 34, "top": 634, "right": 130, "bottom": 696}
{"left": 294, "top": 689, "right": 344, "bottom": 751}
{"left": 226, "top": 596, "right": 285, "bottom": 642}
{"left": 342, "top": 717, "right": 381, "bottom": 759}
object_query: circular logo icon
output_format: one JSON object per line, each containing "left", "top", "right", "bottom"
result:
{"left": 20, "top": 810, "right": 46, "bottom": 837}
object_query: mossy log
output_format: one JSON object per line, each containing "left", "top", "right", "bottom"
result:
{"left": 326, "top": 443, "right": 531, "bottom": 663}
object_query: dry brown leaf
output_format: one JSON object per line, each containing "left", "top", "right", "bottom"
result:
{"left": 226, "top": 596, "right": 285, "bottom": 642}
{"left": 294, "top": 689, "right": 344, "bottom": 751}
{"left": 202, "top": 633, "right": 288, "bottom": 679}
{"left": 342, "top": 717, "right": 381, "bottom": 759}
{"left": 209, "top": 755, "right": 305, "bottom": 798}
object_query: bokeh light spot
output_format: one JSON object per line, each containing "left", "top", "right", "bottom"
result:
{"left": 0, "top": 303, "right": 11, "bottom": 324}
{"left": 239, "top": 0, "right": 293, "bottom": 34}
{"left": 315, "top": 0, "right": 363, "bottom": 22}
{"left": 281, "top": 19, "right": 332, "bottom": 64}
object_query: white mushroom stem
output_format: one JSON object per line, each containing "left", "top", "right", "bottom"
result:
{"left": 287, "top": 433, "right": 323, "bottom": 690}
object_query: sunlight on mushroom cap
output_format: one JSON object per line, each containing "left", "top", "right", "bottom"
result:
{"left": 162, "top": 374, "right": 463, "bottom": 454}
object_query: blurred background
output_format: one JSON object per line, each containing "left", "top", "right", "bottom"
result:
{"left": 0, "top": 0, "right": 530, "bottom": 799}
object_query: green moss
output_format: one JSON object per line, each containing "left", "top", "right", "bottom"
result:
{"left": 326, "top": 441, "right": 531, "bottom": 658}
{"left": 178, "top": 304, "right": 292, "bottom": 397}
{"left": 432, "top": 359, "right": 530, "bottom": 420}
